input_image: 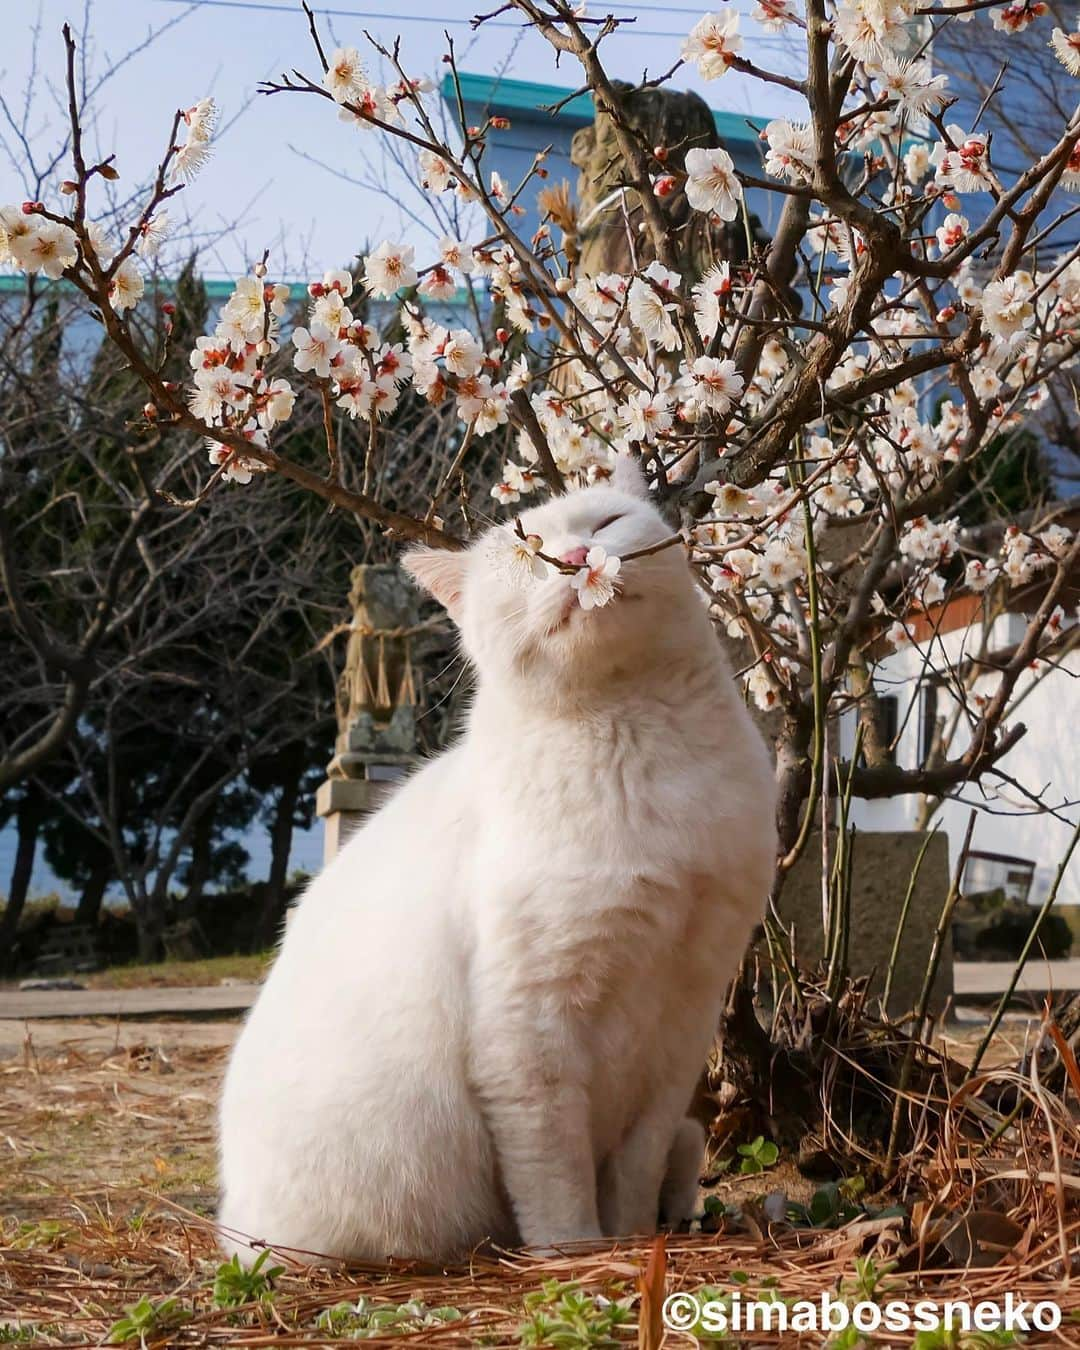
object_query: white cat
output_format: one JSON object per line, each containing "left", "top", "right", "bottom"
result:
{"left": 218, "top": 459, "right": 776, "bottom": 1264}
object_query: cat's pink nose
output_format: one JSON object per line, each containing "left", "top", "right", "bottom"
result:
{"left": 559, "top": 545, "right": 590, "bottom": 568}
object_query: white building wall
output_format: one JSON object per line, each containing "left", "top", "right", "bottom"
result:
{"left": 841, "top": 615, "right": 1080, "bottom": 906}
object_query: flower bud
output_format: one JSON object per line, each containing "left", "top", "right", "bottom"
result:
{"left": 21, "top": 200, "right": 42, "bottom": 215}
{"left": 254, "top": 262, "right": 268, "bottom": 278}
{"left": 60, "top": 180, "right": 78, "bottom": 195}
{"left": 98, "top": 163, "right": 119, "bottom": 181}
{"left": 256, "top": 339, "right": 272, "bottom": 356}
{"left": 495, "top": 327, "right": 509, "bottom": 344}
{"left": 654, "top": 175, "right": 676, "bottom": 197}
{"left": 161, "top": 302, "right": 176, "bottom": 316}
{"left": 554, "top": 276, "right": 572, "bottom": 294}
{"left": 490, "top": 116, "right": 510, "bottom": 129}
{"left": 143, "top": 402, "right": 158, "bottom": 420}
{"left": 653, "top": 145, "right": 668, "bottom": 163}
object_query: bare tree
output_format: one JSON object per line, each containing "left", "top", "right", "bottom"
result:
{"left": 3, "top": 3, "right": 1079, "bottom": 979}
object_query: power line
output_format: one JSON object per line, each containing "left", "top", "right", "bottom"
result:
{"left": 154, "top": 0, "right": 797, "bottom": 46}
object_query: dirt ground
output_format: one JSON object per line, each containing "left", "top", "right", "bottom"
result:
{"left": 0, "top": 1011, "right": 1031, "bottom": 1223}
{"left": 0, "top": 1017, "right": 234, "bottom": 1221}
{"left": 1, "top": 1012, "right": 1076, "bottom": 1347}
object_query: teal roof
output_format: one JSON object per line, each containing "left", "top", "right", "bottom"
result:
{"left": 445, "top": 71, "right": 595, "bottom": 127}
{"left": 442, "top": 71, "right": 762, "bottom": 148}
{"left": 0, "top": 275, "right": 288, "bottom": 298}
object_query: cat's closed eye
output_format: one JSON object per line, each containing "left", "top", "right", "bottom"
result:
{"left": 594, "top": 512, "right": 624, "bottom": 533}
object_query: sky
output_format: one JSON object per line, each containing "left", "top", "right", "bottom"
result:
{"left": 0, "top": 0, "right": 804, "bottom": 903}
{"left": 0, "top": 0, "right": 805, "bottom": 281}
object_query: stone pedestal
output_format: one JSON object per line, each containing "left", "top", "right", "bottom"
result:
{"left": 777, "top": 830, "right": 953, "bottom": 1017}
{"left": 316, "top": 779, "right": 395, "bottom": 864}
{"left": 317, "top": 564, "right": 420, "bottom": 862}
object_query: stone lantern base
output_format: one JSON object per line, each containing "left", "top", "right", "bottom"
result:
{"left": 315, "top": 778, "right": 397, "bottom": 865}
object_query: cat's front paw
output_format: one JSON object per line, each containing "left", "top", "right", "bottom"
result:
{"left": 521, "top": 1223, "right": 605, "bottom": 1258}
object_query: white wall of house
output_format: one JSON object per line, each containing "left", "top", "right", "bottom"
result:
{"left": 840, "top": 613, "right": 1080, "bottom": 906}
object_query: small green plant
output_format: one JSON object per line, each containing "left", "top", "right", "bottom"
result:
{"left": 11, "top": 1220, "right": 72, "bottom": 1250}
{"left": 107, "top": 1296, "right": 190, "bottom": 1345}
{"left": 517, "top": 1280, "right": 633, "bottom": 1348}
{"left": 912, "top": 1329, "right": 1021, "bottom": 1348}
{"left": 315, "top": 1298, "right": 462, "bottom": 1338}
{"left": 840, "top": 1257, "right": 900, "bottom": 1305}
{"left": 0, "top": 1326, "right": 37, "bottom": 1344}
{"left": 211, "top": 1249, "right": 285, "bottom": 1308}
{"left": 736, "top": 1135, "right": 779, "bottom": 1175}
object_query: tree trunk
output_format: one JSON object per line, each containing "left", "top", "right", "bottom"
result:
{"left": 180, "top": 799, "right": 217, "bottom": 918}
{"left": 255, "top": 752, "right": 302, "bottom": 948}
{"left": 0, "top": 786, "right": 42, "bottom": 969}
{"left": 75, "top": 859, "right": 109, "bottom": 926}
{"left": 135, "top": 900, "right": 165, "bottom": 963}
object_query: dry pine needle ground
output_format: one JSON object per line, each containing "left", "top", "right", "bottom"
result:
{"left": 0, "top": 1020, "right": 1078, "bottom": 1347}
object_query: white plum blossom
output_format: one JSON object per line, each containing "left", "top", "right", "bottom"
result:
{"left": 628, "top": 261, "right": 682, "bottom": 350}
{"left": 291, "top": 323, "right": 341, "bottom": 379}
{"left": 684, "top": 146, "right": 743, "bottom": 220}
{"left": 221, "top": 276, "right": 271, "bottom": 346}
{"left": 935, "top": 212, "right": 969, "bottom": 252}
{"left": 904, "top": 142, "right": 931, "bottom": 183}
{"left": 686, "top": 356, "right": 744, "bottom": 414}
{"left": 420, "top": 151, "right": 454, "bottom": 193}
{"left": 932, "top": 127, "right": 993, "bottom": 193}
{"left": 682, "top": 12, "right": 743, "bottom": 78}
{"left": 172, "top": 138, "right": 211, "bottom": 182}
{"left": 871, "top": 57, "right": 949, "bottom": 126}
{"left": 764, "top": 120, "right": 815, "bottom": 182}
{"left": 439, "top": 237, "right": 474, "bottom": 273}
{"left": 137, "top": 211, "right": 170, "bottom": 258}
{"left": 692, "top": 261, "right": 733, "bottom": 340}
{"left": 1051, "top": 27, "right": 1080, "bottom": 74}
{"left": 981, "top": 275, "right": 1035, "bottom": 343}
{"left": 570, "top": 546, "right": 622, "bottom": 610}
{"left": 24, "top": 221, "right": 78, "bottom": 278}
{"left": 110, "top": 257, "right": 144, "bottom": 311}
{"left": 324, "top": 47, "right": 367, "bottom": 103}
{"left": 990, "top": 2, "right": 1043, "bottom": 32}
{"left": 491, "top": 529, "right": 547, "bottom": 582}
{"left": 207, "top": 427, "right": 268, "bottom": 485}
{"left": 1038, "top": 523, "right": 1074, "bottom": 558}
{"left": 442, "top": 328, "right": 485, "bottom": 378}
{"left": 184, "top": 97, "right": 217, "bottom": 141}
{"left": 833, "top": 0, "right": 914, "bottom": 62}
{"left": 257, "top": 378, "right": 296, "bottom": 429}
{"left": 745, "top": 663, "right": 780, "bottom": 711}
{"left": 621, "top": 388, "right": 674, "bottom": 442}
{"left": 752, "top": 0, "right": 800, "bottom": 29}
{"left": 363, "top": 242, "right": 418, "bottom": 298}
{"left": 171, "top": 98, "right": 216, "bottom": 183}
{"left": 965, "top": 558, "right": 995, "bottom": 592}
{"left": 886, "top": 620, "right": 912, "bottom": 650}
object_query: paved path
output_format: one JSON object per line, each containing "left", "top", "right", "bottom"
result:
{"left": 954, "top": 959, "right": 1080, "bottom": 997}
{"left": 0, "top": 962, "right": 1077, "bottom": 1020}
{"left": 0, "top": 982, "right": 259, "bottom": 1020}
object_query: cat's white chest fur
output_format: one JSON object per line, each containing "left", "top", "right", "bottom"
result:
{"left": 218, "top": 468, "right": 776, "bottom": 1264}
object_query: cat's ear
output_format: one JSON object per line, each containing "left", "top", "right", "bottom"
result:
{"left": 401, "top": 546, "right": 468, "bottom": 622}
{"left": 610, "top": 453, "right": 650, "bottom": 499}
